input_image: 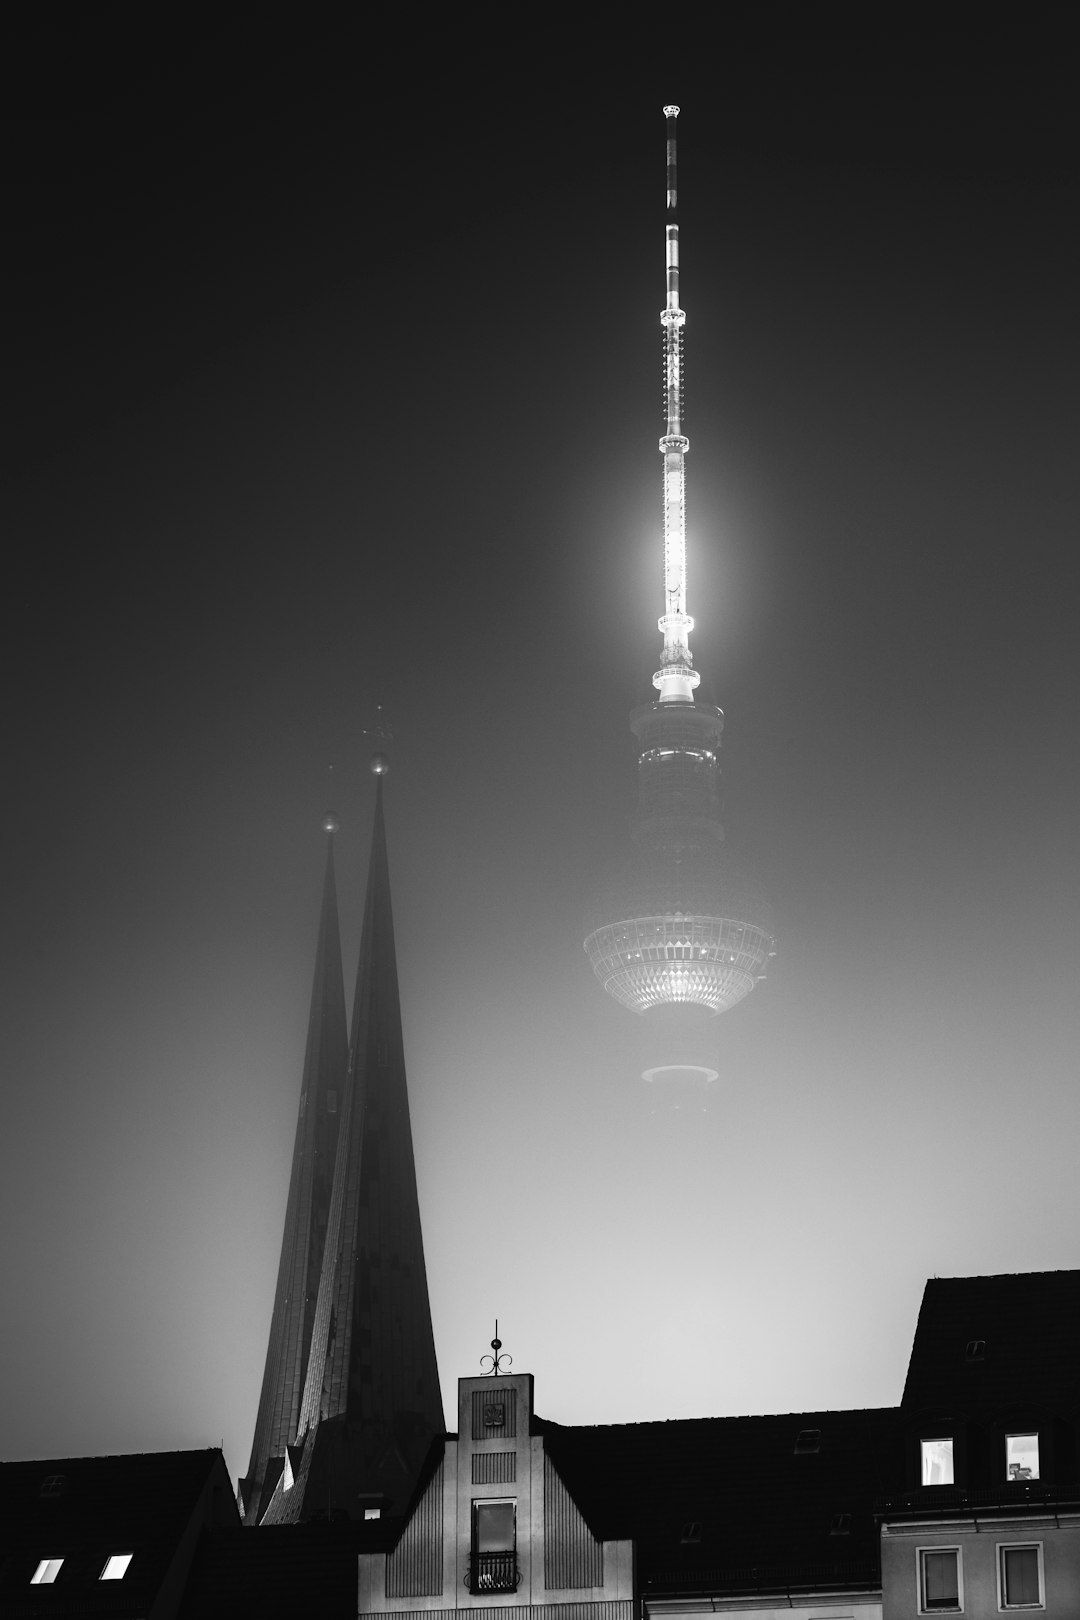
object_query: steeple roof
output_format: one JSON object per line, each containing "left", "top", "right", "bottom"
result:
{"left": 262, "top": 774, "right": 443, "bottom": 1523}
{"left": 241, "top": 827, "right": 348, "bottom": 1525}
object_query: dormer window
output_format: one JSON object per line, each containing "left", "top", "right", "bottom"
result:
{"left": 921, "top": 1437, "right": 954, "bottom": 1486}
{"left": 1006, "top": 1433, "right": 1040, "bottom": 1482}
{"left": 100, "top": 1554, "right": 133, "bottom": 1581}
{"left": 30, "top": 1559, "right": 64, "bottom": 1585}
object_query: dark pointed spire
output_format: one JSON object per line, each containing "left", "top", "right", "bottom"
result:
{"left": 240, "top": 818, "right": 348, "bottom": 1525}
{"left": 262, "top": 765, "right": 443, "bottom": 1524}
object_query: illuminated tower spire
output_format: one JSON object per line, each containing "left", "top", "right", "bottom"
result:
{"left": 655, "top": 105, "right": 699, "bottom": 705}
{"left": 584, "top": 107, "right": 775, "bottom": 1016}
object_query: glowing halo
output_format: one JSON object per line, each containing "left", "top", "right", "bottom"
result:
{"left": 642, "top": 1064, "right": 719, "bottom": 1086}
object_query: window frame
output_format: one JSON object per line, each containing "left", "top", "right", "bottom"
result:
{"left": 921, "top": 1436, "right": 956, "bottom": 1487}
{"left": 998, "top": 1542, "right": 1044, "bottom": 1611}
{"left": 1005, "top": 1432, "right": 1040, "bottom": 1483}
{"left": 917, "top": 1545, "right": 963, "bottom": 1614}
{"left": 470, "top": 1497, "right": 518, "bottom": 1593}
{"left": 100, "top": 1552, "right": 134, "bottom": 1581}
{"left": 30, "top": 1558, "right": 64, "bottom": 1585}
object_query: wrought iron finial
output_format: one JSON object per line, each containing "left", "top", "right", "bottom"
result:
{"left": 480, "top": 1319, "right": 512, "bottom": 1376}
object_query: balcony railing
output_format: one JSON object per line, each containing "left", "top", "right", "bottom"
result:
{"left": 467, "top": 1551, "right": 520, "bottom": 1593}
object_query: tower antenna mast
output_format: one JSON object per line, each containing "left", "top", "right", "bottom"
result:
{"left": 655, "top": 105, "right": 698, "bottom": 704}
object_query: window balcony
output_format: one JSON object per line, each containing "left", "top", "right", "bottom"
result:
{"left": 467, "top": 1551, "right": 520, "bottom": 1593}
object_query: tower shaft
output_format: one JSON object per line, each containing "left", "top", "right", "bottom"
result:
{"left": 656, "top": 105, "right": 698, "bottom": 704}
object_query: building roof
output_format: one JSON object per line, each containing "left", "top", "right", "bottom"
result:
{"left": 540, "top": 1405, "right": 905, "bottom": 1596}
{"left": 902, "top": 1269, "right": 1080, "bottom": 1415}
{"left": 179, "top": 1520, "right": 394, "bottom": 1618}
{"left": 0, "top": 1449, "right": 237, "bottom": 1618}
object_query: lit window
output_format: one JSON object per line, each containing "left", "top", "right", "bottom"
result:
{"left": 919, "top": 1547, "right": 961, "bottom": 1612}
{"left": 364, "top": 1507, "right": 381, "bottom": 1520}
{"left": 1000, "top": 1544, "right": 1042, "bottom": 1608}
{"left": 100, "top": 1553, "right": 133, "bottom": 1581}
{"left": 922, "top": 1437, "right": 954, "bottom": 1486}
{"left": 30, "top": 1559, "right": 63, "bottom": 1584}
{"left": 1006, "top": 1434, "right": 1039, "bottom": 1481}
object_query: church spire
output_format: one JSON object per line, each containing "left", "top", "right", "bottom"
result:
{"left": 241, "top": 816, "right": 348, "bottom": 1525}
{"left": 260, "top": 759, "right": 443, "bottom": 1524}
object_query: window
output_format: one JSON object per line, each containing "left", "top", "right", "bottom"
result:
{"left": 1000, "top": 1544, "right": 1042, "bottom": 1608}
{"left": 1006, "top": 1434, "right": 1039, "bottom": 1482}
{"left": 922, "top": 1437, "right": 955, "bottom": 1485}
{"left": 794, "top": 1428, "right": 821, "bottom": 1454}
{"left": 471, "top": 1499, "right": 517, "bottom": 1592}
{"left": 30, "top": 1559, "right": 64, "bottom": 1585}
{"left": 919, "top": 1547, "right": 961, "bottom": 1612}
{"left": 100, "top": 1553, "right": 133, "bottom": 1581}
{"left": 965, "top": 1339, "right": 986, "bottom": 1362}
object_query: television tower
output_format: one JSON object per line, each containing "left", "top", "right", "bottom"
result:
{"left": 584, "top": 107, "right": 775, "bottom": 1016}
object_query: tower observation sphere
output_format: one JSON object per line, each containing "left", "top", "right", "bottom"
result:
{"left": 583, "top": 107, "right": 775, "bottom": 1016}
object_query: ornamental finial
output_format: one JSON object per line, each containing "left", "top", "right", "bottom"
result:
{"left": 480, "top": 1320, "right": 512, "bottom": 1376}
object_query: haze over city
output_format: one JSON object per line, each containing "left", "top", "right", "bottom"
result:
{"left": 4, "top": 17, "right": 1078, "bottom": 1486}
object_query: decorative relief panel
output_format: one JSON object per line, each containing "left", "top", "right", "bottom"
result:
{"left": 471, "top": 1387, "right": 517, "bottom": 1440}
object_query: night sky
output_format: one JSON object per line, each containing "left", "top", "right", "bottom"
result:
{"left": 4, "top": 17, "right": 1079, "bottom": 1480}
